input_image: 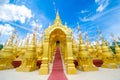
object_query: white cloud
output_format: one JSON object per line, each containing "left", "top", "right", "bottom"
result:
{"left": 0, "top": 0, "right": 9, "bottom": 4}
{"left": 9, "top": 22, "right": 32, "bottom": 32}
{"left": 79, "top": 5, "right": 120, "bottom": 44}
{"left": 80, "top": 6, "right": 120, "bottom": 22}
{"left": 0, "top": 24, "right": 15, "bottom": 44}
{"left": 80, "top": 10, "right": 89, "bottom": 14}
{"left": 91, "top": 41, "right": 97, "bottom": 45}
{"left": 95, "top": 0, "right": 109, "bottom": 12}
{"left": 31, "top": 20, "right": 43, "bottom": 32}
{"left": 97, "top": 5, "right": 105, "bottom": 12}
{"left": 0, "top": 24, "right": 14, "bottom": 36}
{"left": 0, "top": 4, "right": 32, "bottom": 23}
{"left": 95, "top": 0, "right": 100, "bottom": 3}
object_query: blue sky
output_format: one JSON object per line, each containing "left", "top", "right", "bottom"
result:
{"left": 0, "top": 0, "right": 120, "bottom": 44}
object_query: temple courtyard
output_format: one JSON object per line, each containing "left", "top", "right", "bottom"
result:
{"left": 0, "top": 67, "right": 120, "bottom": 80}
{"left": 0, "top": 1, "right": 120, "bottom": 80}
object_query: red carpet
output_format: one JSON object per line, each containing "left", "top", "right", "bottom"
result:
{"left": 48, "top": 47, "right": 68, "bottom": 80}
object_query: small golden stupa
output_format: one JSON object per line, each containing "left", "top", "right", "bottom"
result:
{"left": 111, "top": 34, "right": 120, "bottom": 66}
{"left": 16, "top": 32, "right": 38, "bottom": 72}
{"left": 77, "top": 33, "right": 98, "bottom": 71}
{"left": 36, "top": 37, "right": 43, "bottom": 60}
{"left": 85, "top": 34, "right": 96, "bottom": 58}
{"left": 96, "top": 38, "right": 102, "bottom": 59}
{"left": 16, "top": 39, "right": 24, "bottom": 60}
{"left": 98, "top": 29, "right": 117, "bottom": 68}
{"left": 72, "top": 37, "right": 78, "bottom": 60}
{"left": 0, "top": 30, "right": 16, "bottom": 70}
{"left": 13, "top": 36, "right": 19, "bottom": 57}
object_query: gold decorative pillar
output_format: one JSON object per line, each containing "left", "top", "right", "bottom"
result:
{"left": 37, "top": 37, "right": 43, "bottom": 60}
{"left": 48, "top": 43, "right": 51, "bottom": 63}
{"left": 39, "top": 35, "right": 49, "bottom": 74}
{"left": 48, "top": 39, "right": 53, "bottom": 63}
{"left": 66, "top": 35, "right": 76, "bottom": 74}
{"left": 51, "top": 42, "right": 55, "bottom": 60}
{"left": 64, "top": 43, "right": 67, "bottom": 64}
{"left": 72, "top": 38, "right": 78, "bottom": 60}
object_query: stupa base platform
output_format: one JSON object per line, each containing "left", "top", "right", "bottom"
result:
{"left": 102, "top": 63, "right": 117, "bottom": 69}
{"left": 77, "top": 65, "right": 98, "bottom": 71}
{"left": 39, "top": 65, "right": 49, "bottom": 75}
{"left": 74, "top": 59, "right": 103, "bottom": 67}
{"left": 0, "top": 64, "right": 14, "bottom": 70}
{"left": 16, "top": 66, "right": 38, "bottom": 72}
{"left": 39, "top": 63, "right": 49, "bottom": 75}
{"left": 67, "top": 67, "right": 76, "bottom": 74}
{"left": 12, "top": 60, "right": 42, "bottom": 68}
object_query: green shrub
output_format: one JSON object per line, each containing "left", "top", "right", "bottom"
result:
{"left": 0, "top": 44, "right": 3, "bottom": 50}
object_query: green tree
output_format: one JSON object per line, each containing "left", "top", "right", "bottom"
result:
{"left": 0, "top": 44, "right": 3, "bottom": 50}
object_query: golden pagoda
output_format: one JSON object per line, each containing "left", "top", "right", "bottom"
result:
{"left": 15, "top": 34, "right": 30, "bottom": 61}
{"left": 13, "top": 36, "right": 19, "bottom": 57}
{"left": 77, "top": 33, "right": 98, "bottom": 71}
{"left": 85, "top": 34, "right": 96, "bottom": 58}
{"left": 92, "top": 45, "right": 97, "bottom": 58}
{"left": 16, "top": 32, "right": 38, "bottom": 71}
{"left": 96, "top": 38, "right": 102, "bottom": 59}
{"left": 39, "top": 12, "right": 76, "bottom": 74}
{"left": 16, "top": 39, "right": 24, "bottom": 60}
{"left": 111, "top": 34, "right": 120, "bottom": 66}
{"left": 72, "top": 37, "right": 78, "bottom": 60}
{"left": 36, "top": 36, "right": 43, "bottom": 60}
{"left": 0, "top": 30, "right": 16, "bottom": 70}
{"left": 98, "top": 29, "right": 117, "bottom": 68}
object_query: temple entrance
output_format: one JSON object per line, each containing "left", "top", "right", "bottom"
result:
{"left": 56, "top": 41, "right": 60, "bottom": 46}
{"left": 49, "top": 28, "right": 66, "bottom": 55}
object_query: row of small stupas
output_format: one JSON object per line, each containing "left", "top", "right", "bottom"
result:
{"left": 0, "top": 26, "right": 120, "bottom": 74}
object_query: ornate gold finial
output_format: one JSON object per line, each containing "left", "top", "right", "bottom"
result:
{"left": 79, "top": 33, "right": 84, "bottom": 44}
{"left": 97, "top": 27, "right": 102, "bottom": 39}
{"left": 98, "top": 27, "right": 101, "bottom": 34}
{"left": 7, "top": 30, "right": 16, "bottom": 46}
{"left": 77, "top": 22, "right": 80, "bottom": 31}
{"left": 54, "top": 11, "right": 62, "bottom": 25}
{"left": 97, "top": 27, "right": 105, "bottom": 46}
{"left": 96, "top": 37, "right": 100, "bottom": 46}
{"left": 111, "top": 33, "right": 118, "bottom": 47}
{"left": 14, "top": 35, "right": 19, "bottom": 46}
{"left": 53, "top": 1, "right": 57, "bottom": 14}
{"left": 85, "top": 33, "right": 88, "bottom": 40}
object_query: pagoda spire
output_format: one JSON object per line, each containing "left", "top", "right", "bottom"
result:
{"left": 54, "top": 11, "right": 62, "bottom": 25}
